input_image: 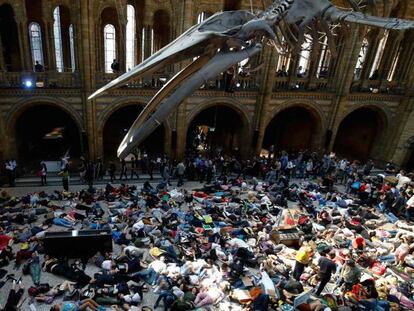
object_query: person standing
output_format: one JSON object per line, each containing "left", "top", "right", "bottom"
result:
{"left": 5, "top": 160, "right": 15, "bottom": 187}
{"left": 339, "top": 259, "right": 361, "bottom": 292}
{"left": 363, "top": 159, "right": 374, "bottom": 176}
{"left": 95, "top": 158, "right": 103, "bottom": 181}
{"left": 176, "top": 161, "right": 186, "bottom": 187}
{"left": 40, "top": 161, "right": 47, "bottom": 186}
{"left": 78, "top": 156, "right": 86, "bottom": 183}
{"left": 130, "top": 156, "right": 139, "bottom": 180}
{"left": 120, "top": 159, "right": 128, "bottom": 180}
{"left": 85, "top": 161, "right": 95, "bottom": 190}
{"left": 60, "top": 164, "right": 70, "bottom": 191}
{"left": 148, "top": 158, "right": 155, "bottom": 180}
{"left": 305, "top": 158, "right": 313, "bottom": 179}
{"left": 292, "top": 246, "right": 314, "bottom": 281}
{"left": 315, "top": 251, "right": 337, "bottom": 296}
{"left": 163, "top": 162, "right": 171, "bottom": 186}
{"left": 109, "top": 161, "right": 116, "bottom": 183}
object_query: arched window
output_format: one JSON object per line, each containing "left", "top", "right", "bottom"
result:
{"left": 354, "top": 37, "right": 369, "bottom": 80}
{"left": 53, "top": 7, "right": 64, "bottom": 72}
{"left": 29, "top": 22, "right": 44, "bottom": 71}
{"left": 151, "top": 28, "right": 154, "bottom": 54}
{"left": 369, "top": 30, "right": 389, "bottom": 79}
{"left": 197, "top": 12, "right": 211, "bottom": 23}
{"left": 316, "top": 36, "right": 331, "bottom": 78}
{"left": 276, "top": 37, "right": 291, "bottom": 76}
{"left": 297, "top": 34, "right": 312, "bottom": 77}
{"left": 387, "top": 47, "right": 401, "bottom": 81}
{"left": 141, "top": 28, "right": 145, "bottom": 62}
{"left": 126, "top": 5, "right": 136, "bottom": 71}
{"left": 69, "top": 24, "right": 76, "bottom": 72}
{"left": 104, "top": 24, "right": 116, "bottom": 73}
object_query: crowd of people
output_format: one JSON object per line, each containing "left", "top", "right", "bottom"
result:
{"left": 0, "top": 150, "right": 413, "bottom": 311}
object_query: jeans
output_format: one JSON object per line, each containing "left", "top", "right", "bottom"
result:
{"left": 316, "top": 273, "right": 331, "bottom": 296}
{"left": 384, "top": 213, "right": 398, "bottom": 223}
{"left": 292, "top": 261, "right": 305, "bottom": 281}
{"left": 135, "top": 268, "right": 157, "bottom": 285}
{"left": 379, "top": 255, "right": 395, "bottom": 263}
{"left": 154, "top": 290, "right": 174, "bottom": 310}
{"left": 177, "top": 174, "right": 184, "bottom": 187}
{"left": 53, "top": 218, "right": 73, "bottom": 228}
{"left": 405, "top": 207, "right": 414, "bottom": 221}
{"left": 360, "top": 299, "right": 390, "bottom": 311}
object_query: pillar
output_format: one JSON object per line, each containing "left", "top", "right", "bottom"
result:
{"left": 78, "top": 0, "right": 97, "bottom": 160}
{"left": 253, "top": 46, "right": 279, "bottom": 155}
{"left": 16, "top": 18, "right": 32, "bottom": 71}
{"left": 328, "top": 25, "right": 364, "bottom": 151}
{"left": 44, "top": 18, "right": 56, "bottom": 71}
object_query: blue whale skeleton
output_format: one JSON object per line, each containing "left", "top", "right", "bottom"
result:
{"left": 89, "top": 0, "right": 414, "bottom": 159}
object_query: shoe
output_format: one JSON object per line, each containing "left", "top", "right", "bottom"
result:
{"left": 6, "top": 273, "right": 16, "bottom": 281}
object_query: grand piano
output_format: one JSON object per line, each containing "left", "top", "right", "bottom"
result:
{"left": 43, "top": 229, "right": 113, "bottom": 258}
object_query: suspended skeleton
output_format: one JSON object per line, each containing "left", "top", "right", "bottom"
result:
{"left": 89, "top": 0, "right": 414, "bottom": 159}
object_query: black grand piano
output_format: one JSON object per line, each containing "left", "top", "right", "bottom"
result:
{"left": 43, "top": 229, "right": 113, "bottom": 258}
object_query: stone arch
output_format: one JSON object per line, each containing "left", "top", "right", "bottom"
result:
{"left": 333, "top": 104, "right": 389, "bottom": 161}
{"left": 99, "top": 101, "right": 171, "bottom": 160}
{"left": 0, "top": 1, "right": 18, "bottom": 12}
{"left": 186, "top": 97, "right": 252, "bottom": 128}
{"left": 0, "top": 3, "right": 22, "bottom": 71}
{"left": 185, "top": 98, "right": 252, "bottom": 158}
{"left": 7, "top": 99, "right": 83, "bottom": 169}
{"left": 97, "top": 99, "right": 172, "bottom": 136}
{"left": 265, "top": 99, "right": 327, "bottom": 131}
{"left": 6, "top": 97, "right": 84, "bottom": 134}
{"left": 262, "top": 100, "right": 326, "bottom": 153}
{"left": 343, "top": 102, "right": 390, "bottom": 129}
{"left": 403, "top": 136, "right": 414, "bottom": 171}
{"left": 44, "top": 0, "right": 71, "bottom": 18}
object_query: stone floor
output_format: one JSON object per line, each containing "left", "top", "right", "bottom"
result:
{"left": 0, "top": 181, "right": 230, "bottom": 311}
{"left": 0, "top": 178, "right": 349, "bottom": 311}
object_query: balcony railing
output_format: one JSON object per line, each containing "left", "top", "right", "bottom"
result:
{"left": 0, "top": 71, "right": 81, "bottom": 89}
{"left": 273, "top": 77, "right": 330, "bottom": 92}
{"left": 95, "top": 71, "right": 173, "bottom": 89}
{"left": 350, "top": 79, "right": 405, "bottom": 95}
{"left": 96, "top": 71, "right": 261, "bottom": 92}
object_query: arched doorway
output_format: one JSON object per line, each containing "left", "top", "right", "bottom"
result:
{"left": 406, "top": 150, "right": 414, "bottom": 172}
{"left": 186, "top": 105, "right": 245, "bottom": 157}
{"left": 333, "top": 107, "right": 384, "bottom": 160}
{"left": 263, "top": 106, "right": 319, "bottom": 153}
{"left": 15, "top": 105, "right": 82, "bottom": 170}
{"left": 0, "top": 4, "right": 22, "bottom": 71}
{"left": 103, "top": 105, "right": 165, "bottom": 160}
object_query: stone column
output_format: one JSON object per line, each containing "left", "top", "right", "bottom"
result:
{"left": 307, "top": 31, "right": 322, "bottom": 90}
{"left": 78, "top": 0, "right": 97, "bottom": 160}
{"left": 175, "top": 101, "right": 188, "bottom": 160}
{"left": 378, "top": 31, "right": 403, "bottom": 88}
{"left": 44, "top": 18, "right": 56, "bottom": 71}
{"left": 391, "top": 31, "right": 414, "bottom": 87}
{"left": 253, "top": 46, "right": 279, "bottom": 156}
{"left": 142, "top": 24, "right": 152, "bottom": 60}
{"left": 15, "top": 18, "right": 32, "bottom": 71}
{"left": 328, "top": 25, "right": 364, "bottom": 151}
{"left": 360, "top": 29, "right": 381, "bottom": 87}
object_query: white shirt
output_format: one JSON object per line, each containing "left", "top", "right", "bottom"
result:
{"left": 102, "top": 260, "right": 112, "bottom": 270}
{"left": 149, "top": 260, "right": 167, "bottom": 273}
{"left": 397, "top": 174, "right": 411, "bottom": 190}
